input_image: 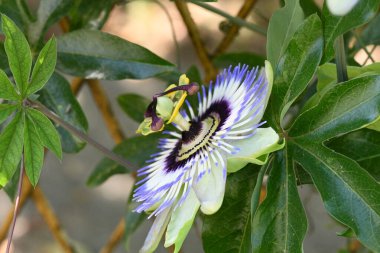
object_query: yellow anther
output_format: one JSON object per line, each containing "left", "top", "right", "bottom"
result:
{"left": 167, "top": 92, "right": 187, "bottom": 124}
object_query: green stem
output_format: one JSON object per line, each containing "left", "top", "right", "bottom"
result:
{"left": 28, "top": 100, "right": 138, "bottom": 171}
{"left": 251, "top": 159, "right": 271, "bottom": 223}
{"left": 189, "top": 0, "right": 267, "bottom": 36}
{"left": 6, "top": 155, "right": 24, "bottom": 253}
{"left": 334, "top": 35, "right": 348, "bottom": 82}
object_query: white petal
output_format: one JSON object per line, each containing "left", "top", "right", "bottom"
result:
{"left": 326, "top": 0, "right": 359, "bottom": 16}
{"left": 139, "top": 208, "right": 172, "bottom": 253}
{"left": 193, "top": 157, "right": 226, "bottom": 215}
{"left": 264, "top": 60, "right": 273, "bottom": 109}
{"left": 226, "top": 127, "right": 283, "bottom": 173}
{"left": 164, "top": 190, "right": 200, "bottom": 252}
{"left": 250, "top": 61, "right": 274, "bottom": 124}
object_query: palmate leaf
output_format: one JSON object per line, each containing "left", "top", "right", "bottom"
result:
{"left": 286, "top": 75, "right": 380, "bottom": 251}
{"left": 0, "top": 111, "right": 24, "bottom": 187}
{"left": 24, "top": 112, "right": 44, "bottom": 187}
{"left": 290, "top": 141, "right": 380, "bottom": 252}
{"left": 26, "top": 108, "right": 62, "bottom": 159}
{"left": 289, "top": 75, "right": 380, "bottom": 140}
{"left": 27, "top": 37, "right": 57, "bottom": 96}
{"left": 1, "top": 14, "right": 32, "bottom": 96}
{"left": 0, "top": 104, "right": 17, "bottom": 125}
{"left": 327, "top": 128, "right": 380, "bottom": 181}
{"left": 251, "top": 150, "right": 307, "bottom": 253}
{"left": 0, "top": 69, "right": 19, "bottom": 101}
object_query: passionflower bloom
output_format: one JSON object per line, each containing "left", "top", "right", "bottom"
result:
{"left": 134, "top": 61, "right": 282, "bottom": 253}
{"left": 326, "top": 0, "right": 359, "bottom": 16}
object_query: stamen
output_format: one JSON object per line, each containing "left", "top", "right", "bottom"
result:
{"left": 156, "top": 82, "right": 199, "bottom": 97}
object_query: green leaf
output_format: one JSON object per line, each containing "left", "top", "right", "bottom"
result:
{"left": 38, "top": 72, "right": 88, "bottom": 153}
{"left": 359, "top": 14, "right": 380, "bottom": 47}
{"left": 299, "top": 0, "right": 320, "bottom": 17}
{"left": 302, "top": 62, "right": 380, "bottom": 113}
{"left": 212, "top": 52, "right": 265, "bottom": 69}
{"left": 202, "top": 164, "right": 258, "bottom": 253}
{"left": 26, "top": 108, "right": 62, "bottom": 159}
{"left": 0, "top": 112, "right": 24, "bottom": 187}
{"left": 0, "top": 0, "right": 25, "bottom": 32}
{"left": 28, "top": 0, "right": 73, "bottom": 45}
{"left": 266, "top": 0, "right": 304, "bottom": 69}
{"left": 269, "top": 14, "right": 323, "bottom": 128}
{"left": 317, "top": 62, "right": 380, "bottom": 92}
{"left": 290, "top": 75, "right": 380, "bottom": 141}
{"left": 117, "top": 93, "right": 150, "bottom": 123}
{"left": 185, "top": 65, "right": 202, "bottom": 84}
{"left": 327, "top": 129, "right": 380, "bottom": 181}
{"left": 0, "top": 69, "right": 20, "bottom": 100}
{"left": 27, "top": 37, "right": 57, "bottom": 96}
{"left": 24, "top": 112, "right": 44, "bottom": 187}
{"left": 1, "top": 14, "right": 32, "bottom": 96}
{"left": 0, "top": 104, "right": 17, "bottom": 125}
{"left": 251, "top": 150, "right": 307, "bottom": 253}
{"left": 56, "top": 30, "right": 176, "bottom": 80}
{"left": 321, "top": 0, "right": 380, "bottom": 63}
{"left": 0, "top": 42, "right": 9, "bottom": 71}
{"left": 290, "top": 140, "right": 380, "bottom": 252}
{"left": 87, "top": 134, "right": 161, "bottom": 187}
{"left": 68, "top": 0, "right": 117, "bottom": 30}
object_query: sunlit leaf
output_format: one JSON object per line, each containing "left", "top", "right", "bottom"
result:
{"left": 1, "top": 14, "right": 32, "bottom": 95}
{"left": 26, "top": 108, "right": 62, "bottom": 159}
{"left": 27, "top": 37, "right": 57, "bottom": 95}
{"left": 0, "top": 112, "right": 24, "bottom": 187}
{"left": 24, "top": 112, "right": 44, "bottom": 187}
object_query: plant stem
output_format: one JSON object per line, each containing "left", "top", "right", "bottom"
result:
{"left": 334, "top": 35, "right": 348, "bottom": 82}
{"left": 6, "top": 156, "right": 24, "bottom": 253}
{"left": 189, "top": 0, "right": 267, "bottom": 36}
{"left": 175, "top": 0, "right": 217, "bottom": 82}
{"left": 213, "top": 0, "right": 258, "bottom": 56}
{"left": 251, "top": 159, "right": 271, "bottom": 223}
{"left": 28, "top": 99, "right": 138, "bottom": 171}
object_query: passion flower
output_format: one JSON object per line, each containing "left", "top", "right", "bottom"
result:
{"left": 134, "top": 61, "right": 282, "bottom": 253}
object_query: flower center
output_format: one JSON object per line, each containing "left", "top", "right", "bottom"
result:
{"left": 177, "top": 113, "right": 220, "bottom": 161}
{"left": 164, "top": 100, "right": 231, "bottom": 173}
